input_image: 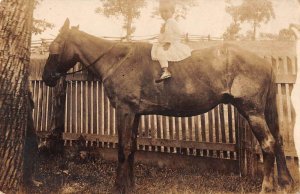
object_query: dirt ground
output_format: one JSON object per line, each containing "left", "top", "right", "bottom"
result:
{"left": 26, "top": 153, "right": 299, "bottom": 194}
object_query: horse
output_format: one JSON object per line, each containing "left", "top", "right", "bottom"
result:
{"left": 42, "top": 19, "right": 293, "bottom": 193}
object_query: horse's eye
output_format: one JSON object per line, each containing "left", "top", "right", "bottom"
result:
{"left": 49, "top": 42, "right": 61, "bottom": 54}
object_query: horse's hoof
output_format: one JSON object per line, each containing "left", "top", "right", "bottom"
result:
{"left": 259, "top": 188, "right": 276, "bottom": 194}
{"left": 260, "top": 179, "right": 275, "bottom": 193}
{"left": 32, "top": 180, "right": 43, "bottom": 187}
{"left": 23, "top": 179, "right": 43, "bottom": 188}
{"left": 278, "top": 180, "right": 293, "bottom": 193}
{"left": 259, "top": 187, "right": 276, "bottom": 194}
{"left": 278, "top": 176, "right": 294, "bottom": 191}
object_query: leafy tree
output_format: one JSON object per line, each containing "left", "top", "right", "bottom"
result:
{"left": 223, "top": 22, "right": 241, "bottom": 40}
{"left": 32, "top": 19, "right": 54, "bottom": 35}
{"left": 238, "top": 30, "right": 255, "bottom": 40}
{"left": 223, "top": 1, "right": 242, "bottom": 40}
{"left": 259, "top": 32, "right": 278, "bottom": 40}
{"left": 152, "top": 0, "right": 199, "bottom": 20}
{"left": 0, "top": 0, "right": 35, "bottom": 192}
{"left": 226, "top": 0, "right": 275, "bottom": 40}
{"left": 289, "top": 23, "right": 300, "bottom": 39}
{"left": 33, "top": 0, "right": 54, "bottom": 35}
{"left": 278, "top": 28, "right": 296, "bottom": 40}
{"left": 173, "top": 0, "right": 198, "bottom": 19}
{"left": 95, "top": 0, "right": 147, "bottom": 41}
{"left": 95, "top": 0, "right": 198, "bottom": 41}
{"left": 225, "top": 1, "right": 240, "bottom": 24}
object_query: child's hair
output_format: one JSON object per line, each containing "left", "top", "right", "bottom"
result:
{"left": 159, "top": 0, "right": 175, "bottom": 14}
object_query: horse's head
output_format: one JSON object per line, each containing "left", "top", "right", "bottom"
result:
{"left": 42, "top": 18, "right": 79, "bottom": 87}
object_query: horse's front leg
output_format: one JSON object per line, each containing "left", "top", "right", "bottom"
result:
{"left": 114, "top": 106, "right": 140, "bottom": 194}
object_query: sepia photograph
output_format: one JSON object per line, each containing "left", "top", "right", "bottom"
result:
{"left": 0, "top": 0, "right": 300, "bottom": 193}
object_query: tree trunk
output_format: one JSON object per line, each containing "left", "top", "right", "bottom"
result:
{"left": 252, "top": 20, "right": 257, "bottom": 40}
{"left": 125, "top": 4, "right": 133, "bottom": 41}
{"left": 0, "top": 0, "right": 34, "bottom": 192}
{"left": 125, "top": 16, "right": 133, "bottom": 41}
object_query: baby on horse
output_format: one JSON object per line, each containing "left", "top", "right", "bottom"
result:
{"left": 151, "top": 0, "right": 192, "bottom": 83}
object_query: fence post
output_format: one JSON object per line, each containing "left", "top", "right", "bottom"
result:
{"left": 238, "top": 114, "right": 247, "bottom": 176}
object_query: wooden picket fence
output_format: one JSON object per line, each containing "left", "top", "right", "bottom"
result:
{"left": 29, "top": 53, "right": 298, "bottom": 175}
{"left": 63, "top": 81, "right": 238, "bottom": 158}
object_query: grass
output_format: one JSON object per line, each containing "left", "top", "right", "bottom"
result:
{"left": 26, "top": 154, "right": 299, "bottom": 194}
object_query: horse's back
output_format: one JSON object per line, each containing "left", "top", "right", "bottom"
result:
{"left": 130, "top": 42, "right": 272, "bottom": 94}
{"left": 109, "top": 42, "right": 272, "bottom": 113}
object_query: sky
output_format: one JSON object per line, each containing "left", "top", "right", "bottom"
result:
{"left": 32, "top": 0, "right": 300, "bottom": 41}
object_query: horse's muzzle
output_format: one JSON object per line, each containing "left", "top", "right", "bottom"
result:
{"left": 42, "top": 73, "right": 59, "bottom": 87}
{"left": 42, "top": 54, "right": 62, "bottom": 87}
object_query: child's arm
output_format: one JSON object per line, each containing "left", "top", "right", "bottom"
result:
{"left": 163, "top": 43, "right": 171, "bottom": 50}
{"left": 160, "top": 24, "right": 166, "bottom": 33}
{"left": 159, "top": 22, "right": 174, "bottom": 50}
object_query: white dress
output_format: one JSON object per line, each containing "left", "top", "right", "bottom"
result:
{"left": 151, "top": 18, "right": 191, "bottom": 62}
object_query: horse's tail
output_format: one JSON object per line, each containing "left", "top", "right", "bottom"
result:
{"left": 265, "top": 68, "right": 279, "bottom": 141}
{"left": 265, "top": 67, "right": 293, "bottom": 185}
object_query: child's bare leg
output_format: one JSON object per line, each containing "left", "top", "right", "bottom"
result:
{"left": 159, "top": 59, "right": 168, "bottom": 68}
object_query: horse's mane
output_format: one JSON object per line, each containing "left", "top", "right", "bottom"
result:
{"left": 74, "top": 29, "right": 153, "bottom": 63}
{"left": 75, "top": 29, "right": 150, "bottom": 49}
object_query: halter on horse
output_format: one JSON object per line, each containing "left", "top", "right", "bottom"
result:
{"left": 42, "top": 19, "right": 293, "bottom": 193}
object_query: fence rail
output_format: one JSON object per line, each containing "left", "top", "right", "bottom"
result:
{"left": 31, "top": 35, "right": 223, "bottom": 54}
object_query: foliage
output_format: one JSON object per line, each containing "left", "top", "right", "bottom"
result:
{"left": 32, "top": 19, "right": 54, "bottom": 35}
{"left": 224, "top": 1, "right": 241, "bottom": 40}
{"left": 259, "top": 32, "right": 278, "bottom": 40}
{"left": 238, "top": 30, "right": 255, "bottom": 40}
{"left": 223, "top": 22, "right": 241, "bottom": 40}
{"left": 225, "top": 0, "right": 275, "bottom": 40}
{"left": 95, "top": 0, "right": 198, "bottom": 41}
{"left": 225, "top": 3, "right": 240, "bottom": 24}
{"left": 95, "top": 0, "right": 147, "bottom": 41}
{"left": 32, "top": 0, "right": 54, "bottom": 35}
{"left": 152, "top": 0, "right": 199, "bottom": 20}
{"left": 258, "top": 28, "right": 296, "bottom": 41}
{"left": 278, "top": 28, "right": 296, "bottom": 40}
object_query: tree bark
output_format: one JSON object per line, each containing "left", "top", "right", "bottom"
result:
{"left": 125, "top": 2, "right": 133, "bottom": 41}
{"left": 0, "top": 0, "right": 34, "bottom": 192}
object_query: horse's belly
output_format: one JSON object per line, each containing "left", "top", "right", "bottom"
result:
{"left": 139, "top": 93, "right": 221, "bottom": 117}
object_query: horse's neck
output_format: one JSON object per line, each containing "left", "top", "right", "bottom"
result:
{"left": 75, "top": 34, "right": 115, "bottom": 78}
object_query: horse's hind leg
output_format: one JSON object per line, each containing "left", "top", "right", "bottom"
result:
{"left": 246, "top": 113, "right": 276, "bottom": 192}
{"left": 264, "top": 85, "right": 294, "bottom": 189}
{"left": 234, "top": 101, "right": 276, "bottom": 192}
{"left": 266, "top": 120, "right": 293, "bottom": 189}
{"left": 274, "top": 134, "right": 294, "bottom": 189}
{"left": 114, "top": 106, "right": 139, "bottom": 194}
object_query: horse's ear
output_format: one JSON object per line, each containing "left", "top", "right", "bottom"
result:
{"left": 60, "top": 18, "right": 70, "bottom": 32}
{"left": 71, "top": 25, "right": 79, "bottom": 30}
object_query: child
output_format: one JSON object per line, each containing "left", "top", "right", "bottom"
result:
{"left": 151, "top": 0, "right": 191, "bottom": 82}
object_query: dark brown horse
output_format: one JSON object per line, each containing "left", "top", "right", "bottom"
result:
{"left": 42, "top": 19, "right": 293, "bottom": 193}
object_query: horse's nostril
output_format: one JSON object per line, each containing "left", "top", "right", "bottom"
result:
{"left": 55, "top": 72, "right": 61, "bottom": 77}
